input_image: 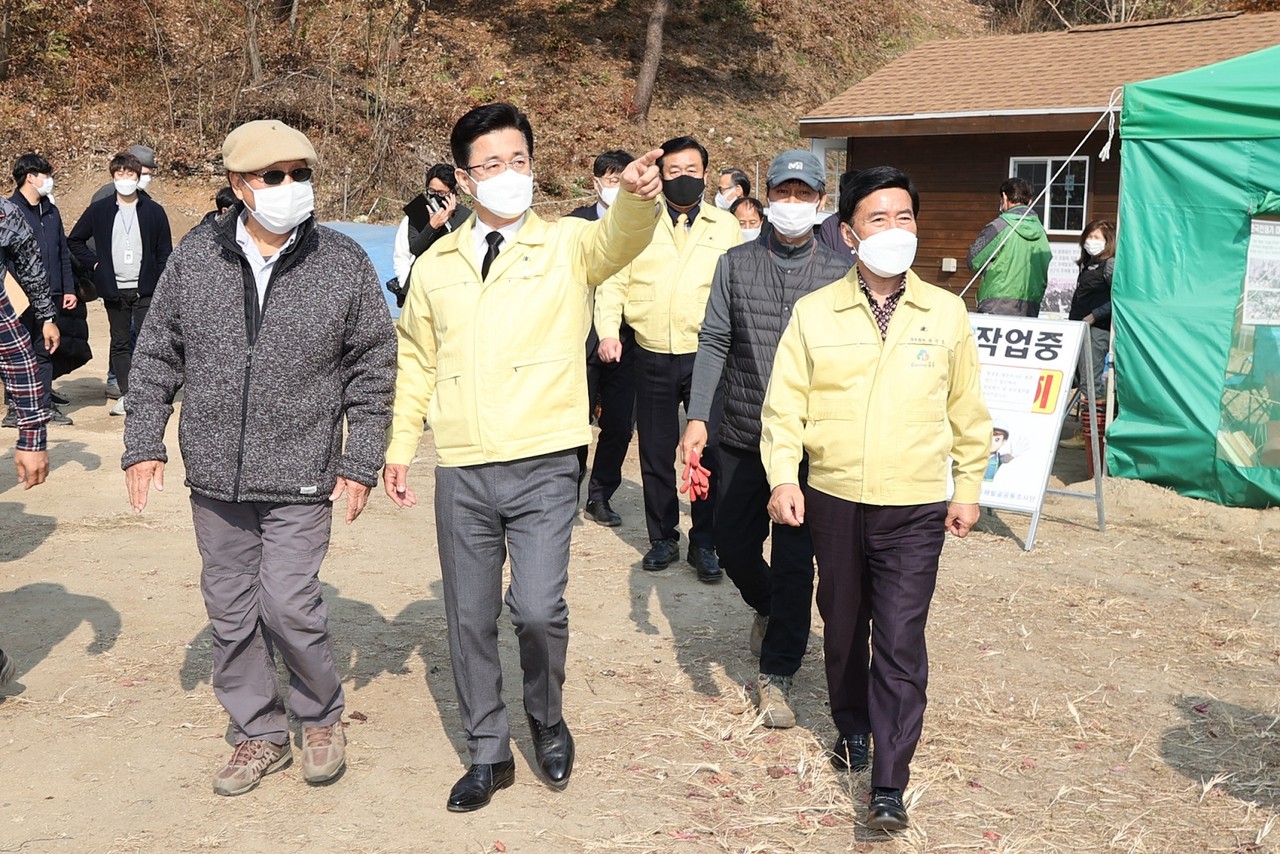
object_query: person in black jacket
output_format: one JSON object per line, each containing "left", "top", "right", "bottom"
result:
{"left": 1068, "top": 218, "right": 1116, "bottom": 398}
{"left": 5, "top": 153, "right": 76, "bottom": 426}
{"left": 566, "top": 149, "right": 635, "bottom": 526}
{"left": 679, "top": 151, "right": 853, "bottom": 732}
{"left": 68, "top": 151, "right": 172, "bottom": 416}
{"left": 388, "top": 163, "right": 472, "bottom": 307}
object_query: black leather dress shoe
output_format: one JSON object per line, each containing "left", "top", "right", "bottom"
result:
{"left": 866, "top": 787, "right": 909, "bottom": 831}
{"left": 446, "top": 759, "right": 516, "bottom": 812}
{"left": 583, "top": 500, "right": 622, "bottom": 527}
{"left": 526, "top": 713, "right": 575, "bottom": 790}
{"left": 642, "top": 538, "right": 680, "bottom": 571}
{"left": 687, "top": 546, "right": 722, "bottom": 583}
{"left": 831, "top": 732, "right": 870, "bottom": 772}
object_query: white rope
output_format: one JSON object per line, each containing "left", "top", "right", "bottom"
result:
{"left": 958, "top": 86, "right": 1126, "bottom": 300}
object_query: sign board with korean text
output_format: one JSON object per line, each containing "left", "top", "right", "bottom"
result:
{"left": 970, "top": 314, "right": 1104, "bottom": 549}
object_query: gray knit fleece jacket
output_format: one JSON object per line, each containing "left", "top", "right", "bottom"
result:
{"left": 122, "top": 210, "right": 397, "bottom": 503}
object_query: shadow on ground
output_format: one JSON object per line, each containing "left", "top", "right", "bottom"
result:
{"left": 1161, "top": 695, "right": 1280, "bottom": 809}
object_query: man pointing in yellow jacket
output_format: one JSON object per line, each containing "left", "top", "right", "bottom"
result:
{"left": 384, "top": 103, "right": 663, "bottom": 813}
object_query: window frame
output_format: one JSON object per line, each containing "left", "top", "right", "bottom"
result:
{"left": 1008, "top": 155, "right": 1090, "bottom": 237}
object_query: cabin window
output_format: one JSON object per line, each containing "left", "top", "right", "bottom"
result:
{"left": 1008, "top": 157, "right": 1089, "bottom": 235}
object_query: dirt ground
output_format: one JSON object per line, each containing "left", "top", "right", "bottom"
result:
{"left": 3, "top": 184, "right": 1280, "bottom": 853}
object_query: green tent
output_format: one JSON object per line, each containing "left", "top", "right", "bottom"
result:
{"left": 1109, "top": 44, "right": 1280, "bottom": 507}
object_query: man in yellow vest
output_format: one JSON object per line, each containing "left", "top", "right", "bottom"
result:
{"left": 384, "top": 103, "right": 663, "bottom": 812}
{"left": 594, "top": 136, "right": 741, "bottom": 581}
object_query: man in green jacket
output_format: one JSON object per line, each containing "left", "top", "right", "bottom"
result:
{"left": 967, "top": 177, "right": 1052, "bottom": 316}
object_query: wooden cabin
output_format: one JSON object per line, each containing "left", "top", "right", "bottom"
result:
{"left": 800, "top": 11, "right": 1280, "bottom": 309}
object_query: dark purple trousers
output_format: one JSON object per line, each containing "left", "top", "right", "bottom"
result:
{"left": 804, "top": 487, "right": 947, "bottom": 790}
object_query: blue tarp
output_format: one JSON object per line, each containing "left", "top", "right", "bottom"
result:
{"left": 321, "top": 221, "right": 400, "bottom": 318}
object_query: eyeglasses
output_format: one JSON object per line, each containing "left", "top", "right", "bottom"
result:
{"left": 248, "top": 167, "right": 314, "bottom": 186}
{"left": 463, "top": 156, "right": 532, "bottom": 179}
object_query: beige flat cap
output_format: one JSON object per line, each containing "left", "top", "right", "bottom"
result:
{"left": 222, "top": 120, "right": 318, "bottom": 173}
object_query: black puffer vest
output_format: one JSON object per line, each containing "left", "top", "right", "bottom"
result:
{"left": 719, "top": 237, "right": 853, "bottom": 451}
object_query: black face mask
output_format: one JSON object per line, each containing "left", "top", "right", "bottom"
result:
{"left": 662, "top": 175, "right": 705, "bottom": 208}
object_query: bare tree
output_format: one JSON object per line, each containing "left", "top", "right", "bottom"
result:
{"left": 630, "top": 0, "right": 669, "bottom": 129}
{"left": 244, "top": 0, "right": 264, "bottom": 85}
{"left": 0, "top": 0, "right": 12, "bottom": 82}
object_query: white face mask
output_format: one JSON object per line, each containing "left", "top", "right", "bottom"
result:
{"left": 114, "top": 178, "right": 139, "bottom": 196}
{"left": 1083, "top": 238, "right": 1106, "bottom": 257}
{"left": 854, "top": 227, "right": 918, "bottom": 278}
{"left": 249, "top": 180, "right": 315, "bottom": 235}
{"left": 137, "top": 173, "right": 153, "bottom": 191}
{"left": 473, "top": 168, "right": 534, "bottom": 219}
{"left": 767, "top": 201, "right": 819, "bottom": 238}
{"left": 740, "top": 227, "right": 761, "bottom": 242}
{"left": 714, "top": 190, "right": 736, "bottom": 210}
{"left": 36, "top": 176, "right": 53, "bottom": 198}
{"left": 598, "top": 184, "right": 620, "bottom": 208}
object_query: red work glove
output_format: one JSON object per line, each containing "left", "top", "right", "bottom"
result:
{"left": 679, "top": 449, "right": 712, "bottom": 502}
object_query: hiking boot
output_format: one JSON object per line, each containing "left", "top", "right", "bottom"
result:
{"left": 756, "top": 673, "right": 796, "bottom": 728}
{"left": 1, "top": 409, "right": 15, "bottom": 429}
{"left": 109, "top": 397, "right": 126, "bottom": 417}
{"left": 212, "top": 740, "right": 291, "bottom": 796}
{"left": 301, "top": 722, "right": 346, "bottom": 784}
{"left": 48, "top": 405, "right": 73, "bottom": 426}
{"left": 749, "top": 613, "right": 768, "bottom": 656}
{"left": 0, "top": 648, "right": 15, "bottom": 688}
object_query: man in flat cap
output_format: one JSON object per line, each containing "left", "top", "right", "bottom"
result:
{"left": 122, "top": 119, "right": 397, "bottom": 796}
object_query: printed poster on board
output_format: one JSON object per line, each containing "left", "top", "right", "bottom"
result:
{"left": 1037, "top": 242, "right": 1083, "bottom": 319}
{"left": 971, "top": 315, "right": 1086, "bottom": 513}
{"left": 1243, "top": 218, "right": 1280, "bottom": 326}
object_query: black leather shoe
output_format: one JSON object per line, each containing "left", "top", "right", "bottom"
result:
{"left": 526, "top": 713, "right": 575, "bottom": 790}
{"left": 583, "top": 500, "right": 622, "bottom": 527}
{"left": 642, "top": 538, "right": 680, "bottom": 571}
{"left": 446, "top": 759, "right": 516, "bottom": 812}
{"left": 866, "top": 787, "right": 909, "bottom": 831}
{"left": 687, "top": 546, "right": 722, "bottom": 583}
{"left": 831, "top": 732, "right": 870, "bottom": 772}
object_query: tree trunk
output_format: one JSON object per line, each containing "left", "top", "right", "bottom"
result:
{"left": 0, "top": 0, "right": 12, "bottom": 82}
{"left": 244, "top": 0, "right": 264, "bottom": 85}
{"left": 630, "top": 0, "right": 669, "bottom": 128}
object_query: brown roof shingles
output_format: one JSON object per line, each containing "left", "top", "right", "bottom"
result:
{"left": 803, "top": 12, "right": 1280, "bottom": 123}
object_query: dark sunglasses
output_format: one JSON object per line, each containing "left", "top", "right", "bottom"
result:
{"left": 249, "top": 167, "right": 313, "bottom": 186}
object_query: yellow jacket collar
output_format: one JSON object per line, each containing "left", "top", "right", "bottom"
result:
{"left": 833, "top": 268, "right": 936, "bottom": 313}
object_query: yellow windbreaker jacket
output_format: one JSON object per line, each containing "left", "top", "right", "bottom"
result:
{"left": 387, "top": 190, "right": 660, "bottom": 467}
{"left": 594, "top": 203, "right": 741, "bottom": 354}
{"left": 761, "top": 269, "right": 992, "bottom": 505}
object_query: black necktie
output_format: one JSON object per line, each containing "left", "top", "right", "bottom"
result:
{"left": 481, "top": 231, "right": 504, "bottom": 280}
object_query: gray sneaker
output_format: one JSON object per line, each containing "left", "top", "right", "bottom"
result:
{"left": 1, "top": 408, "right": 15, "bottom": 429}
{"left": 109, "top": 396, "right": 126, "bottom": 417}
{"left": 301, "top": 722, "right": 347, "bottom": 784}
{"left": 105, "top": 381, "right": 122, "bottom": 400}
{"left": 756, "top": 673, "right": 796, "bottom": 728}
{"left": 750, "top": 613, "right": 768, "bottom": 656}
{"left": 212, "top": 740, "right": 292, "bottom": 796}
